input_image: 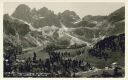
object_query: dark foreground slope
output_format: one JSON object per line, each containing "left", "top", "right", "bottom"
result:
{"left": 88, "top": 33, "right": 125, "bottom": 68}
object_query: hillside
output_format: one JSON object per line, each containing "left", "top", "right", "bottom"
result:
{"left": 88, "top": 33, "right": 125, "bottom": 67}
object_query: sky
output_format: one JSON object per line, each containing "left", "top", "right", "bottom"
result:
{"left": 4, "top": 2, "right": 124, "bottom": 18}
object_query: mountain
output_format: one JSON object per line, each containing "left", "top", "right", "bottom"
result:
{"left": 4, "top": 14, "right": 37, "bottom": 48}
{"left": 32, "top": 7, "right": 61, "bottom": 28}
{"left": 3, "top": 14, "right": 50, "bottom": 48}
{"left": 7, "top": 4, "right": 125, "bottom": 48}
{"left": 4, "top": 14, "right": 30, "bottom": 36}
{"left": 58, "top": 10, "right": 81, "bottom": 27}
{"left": 107, "top": 7, "right": 125, "bottom": 36}
{"left": 12, "top": 4, "right": 32, "bottom": 23}
{"left": 10, "top": 4, "right": 89, "bottom": 48}
{"left": 71, "top": 6, "right": 125, "bottom": 44}
{"left": 10, "top": 5, "right": 125, "bottom": 49}
{"left": 74, "top": 20, "right": 96, "bottom": 27}
{"left": 108, "top": 7, "right": 125, "bottom": 23}
{"left": 72, "top": 15, "right": 107, "bottom": 28}
{"left": 12, "top": 4, "right": 61, "bottom": 28}
{"left": 12, "top": 5, "right": 81, "bottom": 28}
{"left": 82, "top": 15, "right": 107, "bottom": 22}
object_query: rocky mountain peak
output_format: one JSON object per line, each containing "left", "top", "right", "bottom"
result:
{"left": 12, "top": 4, "right": 31, "bottom": 22}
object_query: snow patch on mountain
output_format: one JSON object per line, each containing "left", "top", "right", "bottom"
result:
{"left": 73, "top": 19, "right": 82, "bottom": 24}
{"left": 10, "top": 16, "right": 43, "bottom": 32}
{"left": 58, "top": 22, "right": 92, "bottom": 47}
{"left": 41, "top": 26, "right": 58, "bottom": 37}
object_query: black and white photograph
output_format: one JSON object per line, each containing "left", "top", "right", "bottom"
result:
{"left": 3, "top": 2, "right": 125, "bottom": 78}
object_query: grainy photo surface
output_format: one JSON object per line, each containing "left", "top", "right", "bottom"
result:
{"left": 3, "top": 2, "right": 125, "bottom": 78}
